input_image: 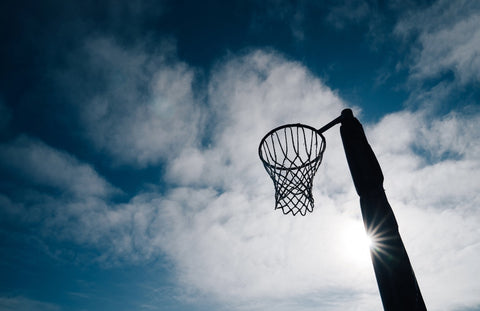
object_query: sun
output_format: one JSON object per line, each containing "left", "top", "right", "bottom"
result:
{"left": 364, "top": 234, "right": 374, "bottom": 248}
{"left": 340, "top": 221, "right": 374, "bottom": 267}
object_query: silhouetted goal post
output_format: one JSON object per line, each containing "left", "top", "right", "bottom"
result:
{"left": 259, "top": 109, "right": 427, "bottom": 311}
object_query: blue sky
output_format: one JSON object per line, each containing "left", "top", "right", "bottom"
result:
{"left": 1, "top": 0, "right": 480, "bottom": 310}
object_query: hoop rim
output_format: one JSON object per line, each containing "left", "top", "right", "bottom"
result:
{"left": 258, "top": 123, "right": 326, "bottom": 171}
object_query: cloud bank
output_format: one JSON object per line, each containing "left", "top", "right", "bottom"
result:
{"left": 57, "top": 38, "right": 203, "bottom": 167}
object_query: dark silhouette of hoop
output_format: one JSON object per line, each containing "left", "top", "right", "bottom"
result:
{"left": 258, "top": 124, "right": 326, "bottom": 215}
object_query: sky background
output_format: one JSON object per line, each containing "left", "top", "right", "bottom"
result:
{"left": 1, "top": 0, "right": 480, "bottom": 310}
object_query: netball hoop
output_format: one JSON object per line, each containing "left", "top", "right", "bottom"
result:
{"left": 258, "top": 124, "right": 326, "bottom": 216}
{"left": 257, "top": 108, "right": 427, "bottom": 311}
{"left": 258, "top": 114, "right": 342, "bottom": 215}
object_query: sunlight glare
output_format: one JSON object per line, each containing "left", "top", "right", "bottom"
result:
{"left": 340, "top": 221, "right": 373, "bottom": 267}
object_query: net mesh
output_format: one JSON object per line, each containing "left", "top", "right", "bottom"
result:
{"left": 259, "top": 124, "right": 326, "bottom": 216}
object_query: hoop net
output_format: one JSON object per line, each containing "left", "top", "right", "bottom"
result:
{"left": 258, "top": 124, "right": 326, "bottom": 216}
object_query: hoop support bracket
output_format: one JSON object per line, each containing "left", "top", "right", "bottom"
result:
{"left": 317, "top": 114, "right": 344, "bottom": 134}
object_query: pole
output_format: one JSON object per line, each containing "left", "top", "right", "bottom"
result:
{"left": 339, "top": 109, "right": 427, "bottom": 311}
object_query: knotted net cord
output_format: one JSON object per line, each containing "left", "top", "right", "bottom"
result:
{"left": 259, "top": 124, "right": 326, "bottom": 216}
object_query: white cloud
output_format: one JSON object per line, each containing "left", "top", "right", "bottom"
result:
{"left": 60, "top": 37, "right": 203, "bottom": 167}
{"left": 0, "top": 136, "right": 116, "bottom": 198}
{"left": 151, "top": 188, "right": 379, "bottom": 307}
{"left": 168, "top": 50, "right": 346, "bottom": 190}
{"left": 393, "top": 204, "right": 480, "bottom": 311}
{"left": 368, "top": 109, "right": 480, "bottom": 210}
{"left": 395, "top": 0, "right": 480, "bottom": 85}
